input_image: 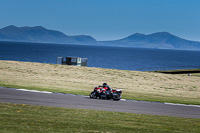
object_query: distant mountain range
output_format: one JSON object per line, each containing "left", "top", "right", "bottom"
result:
{"left": 0, "top": 25, "right": 97, "bottom": 44}
{"left": 99, "top": 32, "right": 200, "bottom": 50}
{"left": 0, "top": 25, "right": 200, "bottom": 50}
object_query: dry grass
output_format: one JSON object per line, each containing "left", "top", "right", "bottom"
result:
{"left": 0, "top": 60, "right": 200, "bottom": 104}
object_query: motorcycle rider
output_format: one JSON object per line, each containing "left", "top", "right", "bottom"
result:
{"left": 102, "top": 83, "right": 112, "bottom": 92}
{"left": 90, "top": 83, "right": 122, "bottom": 100}
{"left": 95, "top": 83, "right": 112, "bottom": 99}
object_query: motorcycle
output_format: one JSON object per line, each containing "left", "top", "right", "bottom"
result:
{"left": 89, "top": 86, "right": 123, "bottom": 101}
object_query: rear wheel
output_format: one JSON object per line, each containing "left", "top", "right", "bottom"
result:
{"left": 89, "top": 92, "right": 97, "bottom": 99}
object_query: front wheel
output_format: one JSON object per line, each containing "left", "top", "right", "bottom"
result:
{"left": 112, "top": 93, "right": 121, "bottom": 101}
{"left": 113, "top": 99, "right": 120, "bottom": 101}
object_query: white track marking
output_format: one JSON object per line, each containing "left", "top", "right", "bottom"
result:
{"left": 17, "top": 89, "right": 53, "bottom": 94}
{"left": 164, "top": 102, "right": 200, "bottom": 108}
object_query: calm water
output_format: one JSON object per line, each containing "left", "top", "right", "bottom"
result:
{"left": 0, "top": 41, "right": 200, "bottom": 71}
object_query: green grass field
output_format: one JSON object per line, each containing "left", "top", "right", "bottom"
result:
{"left": 0, "top": 60, "right": 200, "bottom": 105}
{"left": 1, "top": 103, "right": 200, "bottom": 133}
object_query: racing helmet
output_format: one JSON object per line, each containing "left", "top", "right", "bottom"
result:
{"left": 103, "top": 83, "right": 107, "bottom": 87}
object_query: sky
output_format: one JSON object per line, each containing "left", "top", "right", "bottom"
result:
{"left": 0, "top": 0, "right": 200, "bottom": 41}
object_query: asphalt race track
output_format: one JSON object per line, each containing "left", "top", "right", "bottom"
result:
{"left": 0, "top": 87, "right": 200, "bottom": 118}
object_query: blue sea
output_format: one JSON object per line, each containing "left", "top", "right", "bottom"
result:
{"left": 0, "top": 41, "right": 200, "bottom": 71}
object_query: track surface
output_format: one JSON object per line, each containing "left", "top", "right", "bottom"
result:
{"left": 0, "top": 87, "right": 200, "bottom": 118}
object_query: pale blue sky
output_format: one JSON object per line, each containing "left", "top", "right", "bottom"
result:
{"left": 0, "top": 0, "right": 200, "bottom": 41}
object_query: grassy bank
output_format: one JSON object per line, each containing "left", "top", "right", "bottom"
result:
{"left": 0, "top": 60, "right": 200, "bottom": 105}
{"left": 0, "top": 103, "right": 200, "bottom": 132}
{"left": 155, "top": 69, "right": 200, "bottom": 75}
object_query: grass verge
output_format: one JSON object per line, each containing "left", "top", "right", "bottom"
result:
{"left": 0, "top": 103, "right": 200, "bottom": 133}
{"left": 0, "top": 60, "right": 200, "bottom": 105}
{"left": 155, "top": 69, "right": 200, "bottom": 75}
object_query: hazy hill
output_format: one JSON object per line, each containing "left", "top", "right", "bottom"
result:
{"left": 0, "top": 25, "right": 97, "bottom": 44}
{"left": 99, "top": 32, "right": 200, "bottom": 50}
{"left": 0, "top": 25, "right": 200, "bottom": 50}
